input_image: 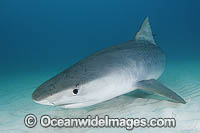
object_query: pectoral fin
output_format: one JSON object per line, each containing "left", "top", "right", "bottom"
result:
{"left": 136, "top": 79, "right": 186, "bottom": 104}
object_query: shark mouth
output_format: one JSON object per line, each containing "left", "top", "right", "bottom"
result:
{"left": 54, "top": 100, "right": 99, "bottom": 108}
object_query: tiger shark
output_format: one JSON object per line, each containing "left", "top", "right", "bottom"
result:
{"left": 32, "top": 17, "right": 186, "bottom": 108}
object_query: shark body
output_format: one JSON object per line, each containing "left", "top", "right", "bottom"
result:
{"left": 32, "top": 17, "right": 186, "bottom": 108}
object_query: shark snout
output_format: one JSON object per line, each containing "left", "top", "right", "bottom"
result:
{"left": 32, "top": 87, "right": 54, "bottom": 106}
{"left": 32, "top": 89, "right": 40, "bottom": 101}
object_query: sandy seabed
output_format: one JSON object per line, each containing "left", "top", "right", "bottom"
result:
{"left": 0, "top": 60, "right": 200, "bottom": 133}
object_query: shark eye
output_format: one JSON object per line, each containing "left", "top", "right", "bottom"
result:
{"left": 72, "top": 89, "right": 79, "bottom": 95}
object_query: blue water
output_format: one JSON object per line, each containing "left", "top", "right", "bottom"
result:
{"left": 0, "top": 0, "right": 200, "bottom": 133}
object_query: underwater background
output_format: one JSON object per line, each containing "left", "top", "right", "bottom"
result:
{"left": 0, "top": 0, "right": 200, "bottom": 132}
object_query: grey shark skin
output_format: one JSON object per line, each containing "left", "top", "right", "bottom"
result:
{"left": 32, "top": 17, "right": 186, "bottom": 108}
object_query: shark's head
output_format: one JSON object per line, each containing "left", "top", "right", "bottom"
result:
{"left": 32, "top": 71, "right": 119, "bottom": 108}
{"left": 32, "top": 79, "right": 97, "bottom": 108}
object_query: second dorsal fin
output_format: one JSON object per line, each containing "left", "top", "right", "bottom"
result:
{"left": 134, "top": 17, "right": 156, "bottom": 45}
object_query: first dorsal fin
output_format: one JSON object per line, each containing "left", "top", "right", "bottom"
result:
{"left": 134, "top": 17, "right": 156, "bottom": 45}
